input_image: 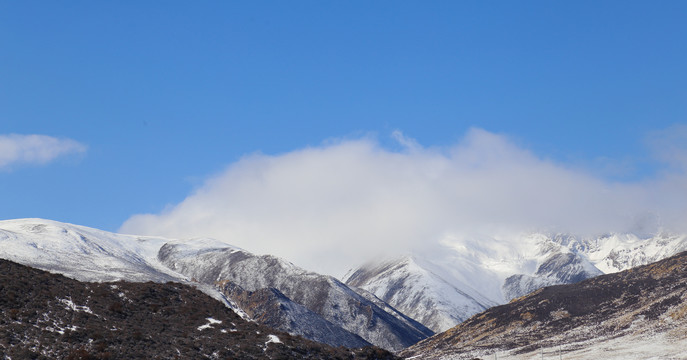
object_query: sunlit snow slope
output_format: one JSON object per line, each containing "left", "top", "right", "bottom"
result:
{"left": 0, "top": 218, "right": 185, "bottom": 282}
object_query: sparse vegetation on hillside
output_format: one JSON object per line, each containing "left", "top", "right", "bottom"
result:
{"left": 0, "top": 259, "right": 397, "bottom": 360}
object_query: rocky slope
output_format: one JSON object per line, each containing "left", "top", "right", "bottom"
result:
{"left": 217, "top": 280, "right": 370, "bottom": 348}
{"left": 400, "top": 250, "right": 687, "bottom": 360}
{"left": 158, "top": 241, "right": 434, "bottom": 351}
{"left": 0, "top": 259, "right": 397, "bottom": 360}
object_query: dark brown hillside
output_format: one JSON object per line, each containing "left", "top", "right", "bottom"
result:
{"left": 0, "top": 259, "right": 396, "bottom": 360}
{"left": 401, "top": 251, "right": 687, "bottom": 359}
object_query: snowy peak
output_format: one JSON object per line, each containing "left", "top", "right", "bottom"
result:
{"left": 581, "top": 232, "right": 687, "bottom": 273}
{"left": 345, "top": 255, "right": 495, "bottom": 333}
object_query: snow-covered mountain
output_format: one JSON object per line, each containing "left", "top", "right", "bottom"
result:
{"left": 0, "top": 218, "right": 431, "bottom": 351}
{"left": 345, "top": 231, "right": 687, "bottom": 332}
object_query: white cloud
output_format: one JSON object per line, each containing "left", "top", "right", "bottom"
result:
{"left": 0, "top": 134, "right": 87, "bottom": 170}
{"left": 120, "top": 128, "right": 687, "bottom": 276}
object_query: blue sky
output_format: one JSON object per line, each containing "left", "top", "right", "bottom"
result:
{"left": 2, "top": 1, "right": 686, "bottom": 272}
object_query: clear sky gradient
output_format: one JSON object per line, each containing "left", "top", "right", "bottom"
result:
{"left": 2, "top": 2, "right": 686, "bottom": 272}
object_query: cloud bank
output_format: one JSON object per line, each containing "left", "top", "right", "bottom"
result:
{"left": 120, "top": 128, "right": 687, "bottom": 276}
{"left": 0, "top": 134, "right": 87, "bottom": 170}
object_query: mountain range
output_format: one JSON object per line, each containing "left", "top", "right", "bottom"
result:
{"left": 2, "top": 218, "right": 687, "bottom": 358}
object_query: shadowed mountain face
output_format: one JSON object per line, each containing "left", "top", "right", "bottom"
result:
{"left": 158, "top": 243, "right": 434, "bottom": 352}
{"left": 401, "top": 251, "right": 687, "bottom": 360}
{"left": 216, "top": 281, "right": 371, "bottom": 349}
{"left": 0, "top": 259, "right": 397, "bottom": 360}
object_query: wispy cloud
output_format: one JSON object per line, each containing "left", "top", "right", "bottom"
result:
{"left": 120, "top": 128, "right": 687, "bottom": 276}
{"left": 0, "top": 134, "right": 87, "bottom": 170}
